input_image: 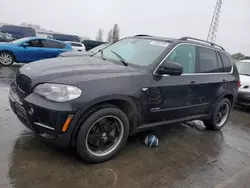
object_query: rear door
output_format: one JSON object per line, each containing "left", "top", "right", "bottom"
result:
{"left": 40, "top": 39, "right": 65, "bottom": 59}
{"left": 194, "top": 46, "right": 228, "bottom": 112}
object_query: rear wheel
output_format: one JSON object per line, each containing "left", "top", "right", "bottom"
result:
{"left": 204, "top": 98, "right": 231, "bottom": 130}
{"left": 76, "top": 106, "right": 129, "bottom": 163}
{"left": 0, "top": 52, "right": 14, "bottom": 66}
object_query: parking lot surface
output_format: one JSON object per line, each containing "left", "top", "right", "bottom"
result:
{"left": 1, "top": 65, "right": 250, "bottom": 188}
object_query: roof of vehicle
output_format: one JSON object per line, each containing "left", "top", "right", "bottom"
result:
{"left": 64, "top": 41, "right": 82, "bottom": 44}
{"left": 0, "top": 24, "right": 35, "bottom": 30}
{"left": 133, "top": 35, "right": 226, "bottom": 52}
{"left": 19, "top": 37, "right": 68, "bottom": 43}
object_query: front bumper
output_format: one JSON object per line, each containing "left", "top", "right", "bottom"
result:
{"left": 9, "top": 80, "right": 77, "bottom": 148}
{"left": 236, "top": 91, "right": 250, "bottom": 106}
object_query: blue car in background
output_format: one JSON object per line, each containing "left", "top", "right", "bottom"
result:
{"left": 0, "top": 37, "right": 72, "bottom": 66}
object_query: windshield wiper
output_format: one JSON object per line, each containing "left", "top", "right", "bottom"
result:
{"left": 111, "top": 50, "right": 128, "bottom": 66}
{"left": 90, "top": 49, "right": 105, "bottom": 60}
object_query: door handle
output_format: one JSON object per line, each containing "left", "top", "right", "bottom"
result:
{"left": 222, "top": 79, "right": 226, "bottom": 82}
{"left": 190, "top": 81, "right": 196, "bottom": 84}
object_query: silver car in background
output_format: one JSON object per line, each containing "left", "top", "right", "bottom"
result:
{"left": 236, "top": 60, "right": 250, "bottom": 106}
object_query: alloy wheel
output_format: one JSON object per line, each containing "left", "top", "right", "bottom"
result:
{"left": 85, "top": 115, "right": 124, "bottom": 157}
{"left": 0, "top": 53, "right": 13, "bottom": 66}
{"left": 215, "top": 103, "right": 230, "bottom": 127}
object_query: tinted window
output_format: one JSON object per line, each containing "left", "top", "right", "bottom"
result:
{"left": 27, "top": 40, "right": 43, "bottom": 47}
{"left": 220, "top": 53, "right": 232, "bottom": 72}
{"left": 167, "top": 44, "right": 196, "bottom": 73}
{"left": 42, "top": 40, "right": 64, "bottom": 49}
{"left": 71, "top": 42, "right": 82, "bottom": 47}
{"left": 216, "top": 52, "right": 224, "bottom": 72}
{"left": 53, "top": 34, "right": 80, "bottom": 42}
{"left": 198, "top": 47, "right": 217, "bottom": 73}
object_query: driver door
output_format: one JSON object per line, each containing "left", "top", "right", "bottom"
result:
{"left": 17, "top": 39, "right": 45, "bottom": 62}
{"left": 143, "top": 44, "right": 207, "bottom": 123}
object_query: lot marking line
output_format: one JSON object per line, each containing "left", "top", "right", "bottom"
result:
{"left": 214, "top": 167, "right": 250, "bottom": 188}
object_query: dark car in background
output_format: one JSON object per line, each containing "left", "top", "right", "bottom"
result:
{"left": 52, "top": 33, "right": 81, "bottom": 42}
{"left": 82, "top": 39, "right": 106, "bottom": 51}
{"left": 0, "top": 25, "right": 36, "bottom": 39}
{"left": 9, "top": 35, "right": 239, "bottom": 163}
{"left": 0, "top": 32, "right": 15, "bottom": 42}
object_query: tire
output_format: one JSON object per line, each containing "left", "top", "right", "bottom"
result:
{"left": 203, "top": 98, "right": 231, "bottom": 130}
{"left": 76, "top": 106, "right": 130, "bottom": 163}
{"left": 0, "top": 52, "right": 14, "bottom": 66}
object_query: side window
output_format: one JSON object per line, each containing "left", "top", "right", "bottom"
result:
{"left": 42, "top": 40, "right": 64, "bottom": 49}
{"left": 220, "top": 53, "right": 232, "bottom": 72}
{"left": 216, "top": 52, "right": 224, "bottom": 72}
{"left": 198, "top": 47, "right": 218, "bottom": 73}
{"left": 27, "top": 40, "right": 43, "bottom": 47}
{"left": 167, "top": 44, "right": 196, "bottom": 73}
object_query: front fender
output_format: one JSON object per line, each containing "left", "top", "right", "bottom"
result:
{"left": 69, "top": 94, "right": 142, "bottom": 144}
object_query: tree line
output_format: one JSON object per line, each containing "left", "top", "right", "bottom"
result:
{"left": 231, "top": 53, "right": 250, "bottom": 61}
{"left": 95, "top": 24, "right": 120, "bottom": 43}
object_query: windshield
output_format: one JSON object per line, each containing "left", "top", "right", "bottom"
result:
{"left": 236, "top": 61, "right": 250, "bottom": 75}
{"left": 94, "top": 38, "right": 169, "bottom": 66}
{"left": 11, "top": 38, "right": 29, "bottom": 44}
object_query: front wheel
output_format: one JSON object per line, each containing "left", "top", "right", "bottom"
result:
{"left": 0, "top": 52, "right": 14, "bottom": 66}
{"left": 203, "top": 98, "right": 231, "bottom": 130}
{"left": 76, "top": 106, "right": 129, "bottom": 163}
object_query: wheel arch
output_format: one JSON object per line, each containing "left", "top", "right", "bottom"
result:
{"left": 0, "top": 50, "right": 16, "bottom": 61}
{"left": 70, "top": 95, "right": 141, "bottom": 147}
{"left": 209, "top": 91, "right": 235, "bottom": 118}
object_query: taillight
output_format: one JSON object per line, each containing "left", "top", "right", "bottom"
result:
{"left": 237, "top": 80, "right": 241, "bottom": 88}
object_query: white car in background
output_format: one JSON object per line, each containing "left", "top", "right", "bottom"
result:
{"left": 65, "top": 41, "right": 86, "bottom": 52}
{"left": 235, "top": 60, "right": 250, "bottom": 106}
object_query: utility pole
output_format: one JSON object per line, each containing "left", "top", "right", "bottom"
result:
{"left": 207, "top": 0, "right": 223, "bottom": 43}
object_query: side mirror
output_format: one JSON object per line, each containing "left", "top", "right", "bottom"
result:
{"left": 157, "top": 61, "right": 183, "bottom": 76}
{"left": 21, "top": 43, "right": 29, "bottom": 47}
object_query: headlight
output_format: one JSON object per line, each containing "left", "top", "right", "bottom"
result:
{"left": 33, "top": 83, "right": 82, "bottom": 102}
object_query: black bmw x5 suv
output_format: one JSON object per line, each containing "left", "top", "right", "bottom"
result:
{"left": 9, "top": 35, "right": 239, "bottom": 163}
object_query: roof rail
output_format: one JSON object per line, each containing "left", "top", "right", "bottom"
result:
{"left": 134, "top": 34, "right": 152, "bottom": 37}
{"left": 179, "top": 37, "right": 225, "bottom": 51}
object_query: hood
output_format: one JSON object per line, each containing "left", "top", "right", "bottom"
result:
{"left": 239, "top": 74, "right": 250, "bottom": 92}
{"left": 59, "top": 51, "right": 90, "bottom": 57}
{"left": 19, "top": 56, "right": 140, "bottom": 84}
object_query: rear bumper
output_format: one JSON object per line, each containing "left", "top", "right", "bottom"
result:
{"left": 9, "top": 80, "right": 78, "bottom": 148}
{"left": 236, "top": 92, "right": 250, "bottom": 106}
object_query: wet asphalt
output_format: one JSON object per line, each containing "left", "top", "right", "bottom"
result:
{"left": 1, "top": 64, "right": 250, "bottom": 188}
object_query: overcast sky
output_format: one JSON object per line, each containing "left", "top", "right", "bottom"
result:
{"left": 1, "top": 0, "right": 249, "bottom": 54}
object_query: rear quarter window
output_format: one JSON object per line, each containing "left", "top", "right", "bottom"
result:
{"left": 220, "top": 53, "right": 232, "bottom": 72}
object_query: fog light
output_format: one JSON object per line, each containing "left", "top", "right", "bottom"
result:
{"left": 27, "top": 105, "right": 34, "bottom": 115}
